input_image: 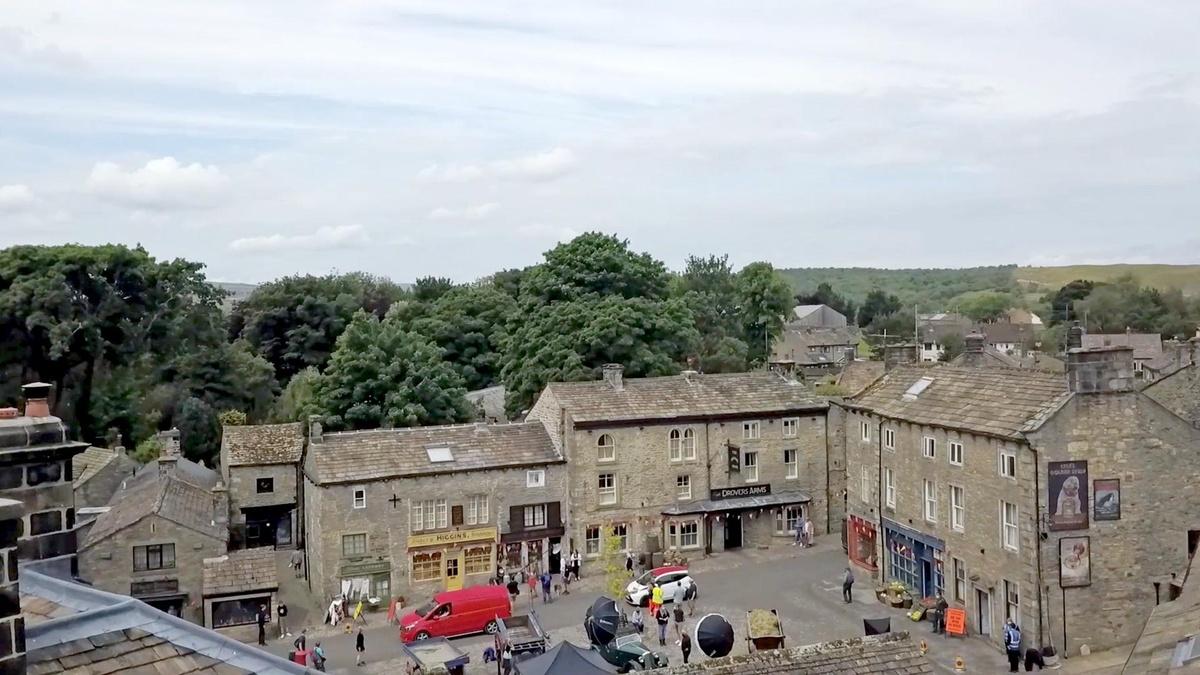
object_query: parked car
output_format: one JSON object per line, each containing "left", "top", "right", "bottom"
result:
{"left": 399, "top": 585, "right": 512, "bottom": 642}
{"left": 591, "top": 625, "right": 669, "bottom": 672}
{"left": 625, "top": 565, "right": 694, "bottom": 607}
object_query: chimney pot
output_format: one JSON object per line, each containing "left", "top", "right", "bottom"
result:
{"left": 21, "top": 381, "right": 53, "bottom": 418}
{"left": 1067, "top": 322, "right": 1084, "bottom": 351}
{"left": 0, "top": 408, "right": 17, "bottom": 420}
{"left": 602, "top": 364, "right": 624, "bottom": 391}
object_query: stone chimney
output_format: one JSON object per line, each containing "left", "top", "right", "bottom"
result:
{"left": 1067, "top": 346, "right": 1135, "bottom": 394}
{"left": 308, "top": 414, "right": 323, "bottom": 444}
{"left": 602, "top": 364, "right": 624, "bottom": 391}
{"left": 155, "top": 430, "right": 180, "bottom": 475}
{"left": 21, "top": 382, "right": 52, "bottom": 418}
{"left": 964, "top": 331, "right": 985, "bottom": 354}
{"left": 0, "top": 498, "right": 26, "bottom": 673}
{"left": 883, "top": 344, "right": 918, "bottom": 372}
{"left": 212, "top": 480, "right": 228, "bottom": 526}
{"left": 1191, "top": 336, "right": 1200, "bottom": 367}
{"left": 1067, "top": 322, "right": 1084, "bottom": 351}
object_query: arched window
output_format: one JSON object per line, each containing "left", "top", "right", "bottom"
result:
{"left": 668, "top": 429, "right": 682, "bottom": 461}
{"left": 597, "top": 434, "right": 615, "bottom": 462}
{"left": 682, "top": 428, "right": 697, "bottom": 460}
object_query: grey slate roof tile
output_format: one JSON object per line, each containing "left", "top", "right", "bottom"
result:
{"left": 202, "top": 547, "right": 278, "bottom": 596}
{"left": 221, "top": 423, "right": 305, "bottom": 466}
{"left": 83, "top": 473, "right": 227, "bottom": 546}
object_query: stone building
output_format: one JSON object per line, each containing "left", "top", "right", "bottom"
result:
{"left": 220, "top": 422, "right": 305, "bottom": 549}
{"left": 841, "top": 337, "right": 1200, "bottom": 656}
{"left": 789, "top": 304, "right": 849, "bottom": 328}
{"left": 78, "top": 442, "right": 230, "bottom": 623}
{"left": 202, "top": 546, "right": 279, "bottom": 635}
{"left": 527, "top": 366, "right": 831, "bottom": 562}
{"left": 1143, "top": 338, "right": 1200, "bottom": 426}
{"left": 72, "top": 444, "right": 139, "bottom": 508}
{"left": 303, "top": 420, "right": 567, "bottom": 604}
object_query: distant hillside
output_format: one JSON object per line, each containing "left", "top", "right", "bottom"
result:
{"left": 1016, "top": 265, "right": 1200, "bottom": 296}
{"left": 211, "top": 281, "right": 257, "bottom": 311}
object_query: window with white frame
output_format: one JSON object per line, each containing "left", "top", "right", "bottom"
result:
{"left": 885, "top": 468, "right": 896, "bottom": 508}
{"left": 784, "top": 448, "right": 798, "bottom": 479}
{"left": 680, "top": 521, "right": 699, "bottom": 548}
{"left": 611, "top": 523, "right": 628, "bottom": 550}
{"left": 999, "top": 446, "right": 1017, "bottom": 479}
{"left": 743, "top": 421, "right": 760, "bottom": 440}
{"left": 1005, "top": 580, "right": 1020, "bottom": 623}
{"left": 922, "top": 436, "right": 936, "bottom": 459}
{"left": 676, "top": 475, "right": 691, "bottom": 500}
{"left": 668, "top": 429, "right": 682, "bottom": 461}
{"left": 923, "top": 480, "right": 937, "bottom": 523}
{"left": 953, "top": 558, "right": 966, "bottom": 602}
{"left": 597, "top": 434, "right": 616, "bottom": 462}
{"left": 585, "top": 526, "right": 601, "bottom": 555}
{"left": 861, "top": 466, "right": 870, "bottom": 504}
{"left": 1001, "top": 501, "right": 1019, "bottom": 551}
{"left": 682, "top": 428, "right": 696, "bottom": 460}
{"left": 884, "top": 428, "right": 895, "bottom": 451}
{"left": 861, "top": 421, "right": 870, "bottom": 442}
{"left": 782, "top": 418, "right": 799, "bottom": 438}
{"left": 523, "top": 504, "right": 546, "bottom": 529}
{"left": 598, "top": 473, "right": 617, "bottom": 505}
{"left": 950, "top": 485, "right": 964, "bottom": 531}
{"left": 466, "top": 494, "right": 489, "bottom": 525}
{"left": 743, "top": 451, "right": 758, "bottom": 482}
{"left": 435, "top": 499, "right": 447, "bottom": 528}
{"left": 949, "top": 441, "right": 963, "bottom": 466}
{"left": 352, "top": 487, "right": 366, "bottom": 509}
{"left": 411, "top": 498, "right": 448, "bottom": 531}
{"left": 527, "top": 469, "right": 546, "bottom": 487}
{"left": 775, "top": 505, "right": 803, "bottom": 534}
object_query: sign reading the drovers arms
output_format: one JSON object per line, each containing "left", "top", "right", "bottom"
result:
{"left": 710, "top": 484, "right": 771, "bottom": 501}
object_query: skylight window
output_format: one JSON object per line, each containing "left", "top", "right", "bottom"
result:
{"left": 426, "top": 447, "right": 454, "bottom": 463}
{"left": 902, "top": 377, "right": 934, "bottom": 401}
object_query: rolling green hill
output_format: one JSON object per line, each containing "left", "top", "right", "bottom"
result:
{"left": 1016, "top": 265, "right": 1200, "bottom": 296}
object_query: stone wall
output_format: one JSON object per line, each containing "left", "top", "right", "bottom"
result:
{"left": 78, "top": 515, "right": 227, "bottom": 624}
{"left": 228, "top": 463, "right": 298, "bottom": 521}
{"left": 0, "top": 498, "right": 25, "bottom": 675}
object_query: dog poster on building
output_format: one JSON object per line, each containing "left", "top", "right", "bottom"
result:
{"left": 1060, "top": 536, "right": 1091, "bottom": 587}
{"left": 1093, "top": 479, "right": 1121, "bottom": 521}
{"left": 1048, "top": 460, "right": 1089, "bottom": 531}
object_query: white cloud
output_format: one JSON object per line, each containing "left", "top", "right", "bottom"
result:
{"left": 428, "top": 202, "right": 500, "bottom": 220}
{"left": 0, "top": 184, "right": 35, "bottom": 210}
{"left": 516, "top": 223, "right": 579, "bottom": 241}
{"left": 418, "top": 148, "right": 577, "bottom": 183}
{"left": 229, "top": 224, "right": 369, "bottom": 253}
{"left": 86, "top": 157, "right": 229, "bottom": 209}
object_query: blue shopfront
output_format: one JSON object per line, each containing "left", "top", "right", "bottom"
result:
{"left": 883, "top": 519, "right": 944, "bottom": 599}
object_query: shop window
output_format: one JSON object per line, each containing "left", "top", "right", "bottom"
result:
{"left": 676, "top": 475, "right": 691, "bottom": 500}
{"left": 743, "top": 451, "right": 758, "bottom": 483}
{"left": 597, "top": 434, "right": 616, "bottom": 462}
{"left": 782, "top": 417, "right": 799, "bottom": 438}
{"left": 133, "top": 543, "right": 175, "bottom": 572}
{"left": 680, "top": 521, "right": 699, "bottom": 548}
{"left": 213, "top": 597, "right": 270, "bottom": 629}
{"left": 953, "top": 558, "right": 966, "bottom": 602}
{"left": 775, "top": 505, "right": 803, "bottom": 534}
{"left": 585, "top": 526, "right": 601, "bottom": 556}
{"left": 784, "top": 449, "right": 798, "bottom": 479}
{"left": 598, "top": 473, "right": 617, "bottom": 505}
{"left": 412, "top": 552, "right": 442, "bottom": 582}
{"left": 342, "top": 533, "right": 367, "bottom": 557}
{"left": 888, "top": 537, "right": 919, "bottom": 591}
{"left": 372, "top": 574, "right": 391, "bottom": 600}
{"left": 465, "top": 547, "right": 491, "bottom": 575}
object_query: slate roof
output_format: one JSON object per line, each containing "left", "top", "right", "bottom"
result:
{"left": 1145, "top": 363, "right": 1200, "bottom": 427}
{"left": 130, "top": 455, "right": 220, "bottom": 491}
{"left": 845, "top": 363, "right": 1069, "bottom": 440}
{"left": 311, "top": 421, "right": 562, "bottom": 484}
{"left": 649, "top": 631, "right": 931, "bottom": 674}
{"left": 83, "top": 473, "right": 227, "bottom": 546}
{"left": 774, "top": 327, "right": 861, "bottom": 365}
{"left": 21, "top": 564, "right": 309, "bottom": 675}
{"left": 836, "top": 360, "right": 886, "bottom": 397}
{"left": 949, "top": 347, "right": 1022, "bottom": 369}
{"left": 977, "top": 322, "right": 1038, "bottom": 345}
{"left": 72, "top": 446, "right": 119, "bottom": 486}
{"left": 203, "top": 547, "right": 278, "bottom": 597}
{"left": 544, "top": 371, "right": 826, "bottom": 425}
{"left": 222, "top": 422, "right": 305, "bottom": 466}
{"left": 1123, "top": 554, "right": 1200, "bottom": 672}
{"left": 1083, "top": 333, "right": 1163, "bottom": 360}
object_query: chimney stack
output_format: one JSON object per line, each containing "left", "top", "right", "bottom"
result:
{"left": 21, "top": 382, "right": 52, "bottom": 418}
{"left": 1067, "top": 322, "right": 1084, "bottom": 351}
{"left": 1067, "top": 345, "right": 1135, "bottom": 394}
{"left": 0, "top": 498, "right": 27, "bottom": 673}
{"left": 212, "top": 480, "right": 228, "bottom": 526}
{"left": 308, "top": 414, "right": 323, "bottom": 444}
{"left": 602, "top": 364, "right": 624, "bottom": 391}
{"left": 964, "top": 331, "right": 985, "bottom": 354}
{"left": 883, "top": 344, "right": 918, "bottom": 372}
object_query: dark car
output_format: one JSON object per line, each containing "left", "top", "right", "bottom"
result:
{"left": 591, "top": 626, "right": 668, "bottom": 672}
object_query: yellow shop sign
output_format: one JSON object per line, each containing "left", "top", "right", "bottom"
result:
{"left": 409, "top": 527, "right": 496, "bottom": 549}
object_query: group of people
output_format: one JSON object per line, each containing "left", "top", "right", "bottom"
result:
{"left": 287, "top": 627, "right": 367, "bottom": 670}
{"left": 627, "top": 580, "right": 698, "bottom": 663}
{"left": 925, "top": 592, "right": 1043, "bottom": 672}
{"left": 792, "top": 516, "right": 815, "bottom": 547}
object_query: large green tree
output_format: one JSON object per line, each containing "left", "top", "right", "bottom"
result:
{"left": 734, "top": 262, "right": 793, "bottom": 363}
{"left": 859, "top": 290, "right": 904, "bottom": 331}
{"left": 672, "top": 255, "right": 749, "bottom": 372}
{"left": 315, "top": 311, "right": 472, "bottom": 430}
{"left": 794, "top": 282, "right": 857, "bottom": 323}
{"left": 399, "top": 284, "right": 517, "bottom": 391}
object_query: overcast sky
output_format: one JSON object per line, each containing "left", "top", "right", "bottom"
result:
{"left": 2, "top": 2, "right": 1198, "bottom": 283}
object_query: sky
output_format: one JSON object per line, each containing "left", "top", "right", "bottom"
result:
{"left": 1, "top": 1, "right": 1198, "bottom": 283}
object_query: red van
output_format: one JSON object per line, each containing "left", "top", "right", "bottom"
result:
{"left": 399, "top": 585, "right": 512, "bottom": 642}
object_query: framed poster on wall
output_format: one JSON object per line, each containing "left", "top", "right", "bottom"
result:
{"left": 1093, "top": 479, "right": 1121, "bottom": 521}
{"left": 1059, "top": 536, "right": 1091, "bottom": 588}
{"left": 1048, "top": 460, "right": 1089, "bottom": 531}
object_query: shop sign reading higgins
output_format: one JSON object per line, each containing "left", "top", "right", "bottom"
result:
{"left": 408, "top": 527, "right": 496, "bottom": 549}
{"left": 710, "top": 484, "right": 771, "bottom": 500}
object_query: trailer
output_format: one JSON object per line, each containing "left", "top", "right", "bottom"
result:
{"left": 496, "top": 611, "right": 549, "bottom": 664}
{"left": 745, "top": 608, "right": 786, "bottom": 652}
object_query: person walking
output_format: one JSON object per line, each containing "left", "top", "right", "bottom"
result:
{"left": 804, "top": 518, "right": 814, "bottom": 547}
{"left": 290, "top": 549, "right": 304, "bottom": 578}
{"left": 277, "top": 602, "right": 289, "bottom": 639}
{"left": 680, "top": 630, "right": 692, "bottom": 664}
{"left": 655, "top": 604, "right": 670, "bottom": 646}
{"left": 672, "top": 583, "right": 686, "bottom": 611}
{"left": 506, "top": 573, "right": 520, "bottom": 601}
{"left": 625, "top": 551, "right": 635, "bottom": 576}
{"left": 842, "top": 567, "right": 855, "bottom": 604}
{"left": 527, "top": 570, "right": 537, "bottom": 605}
{"left": 1004, "top": 620, "right": 1022, "bottom": 672}
{"left": 934, "top": 593, "right": 948, "bottom": 634}
{"left": 355, "top": 628, "right": 365, "bottom": 666}
{"left": 540, "top": 571, "right": 552, "bottom": 603}
{"left": 256, "top": 604, "right": 268, "bottom": 645}
{"left": 312, "top": 641, "right": 327, "bottom": 672}
{"left": 571, "top": 550, "right": 582, "bottom": 580}
{"left": 685, "top": 581, "right": 698, "bottom": 617}
{"left": 672, "top": 603, "right": 685, "bottom": 643}
{"left": 501, "top": 644, "right": 514, "bottom": 675}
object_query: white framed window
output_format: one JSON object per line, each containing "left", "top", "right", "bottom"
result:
{"left": 680, "top": 521, "right": 699, "bottom": 548}
{"left": 682, "top": 428, "right": 696, "bottom": 460}
{"left": 597, "top": 433, "right": 616, "bottom": 462}
{"left": 342, "top": 533, "right": 367, "bottom": 557}
{"left": 775, "top": 505, "right": 803, "bottom": 534}
{"left": 860, "top": 466, "right": 870, "bottom": 504}
{"left": 953, "top": 558, "right": 966, "bottom": 602}
{"left": 676, "top": 475, "right": 692, "bottom": 500}
{"left": 884, "top": 428, "right": 895, "bottom": 451}
{"left": 782, "top": 417, "right": 799, "bottom": 438}
{"left": 466, "top": 494, "right": 489, "bottom": 525}
{"left": 523, "top": 504, "right": 547, "bottom": 529}
{"left": 611, "top": 523, "right": 628, "bottom": 550}
{"left": 411, "top": 498, "right": 447, "bottom": 531}
{"left": 784, "top": 448, "right": 798, "bottom": 479}
{"left": 743, "top": 451, "right": 758, "bottom": 482}
{"left": 668, "top": 428, "right": 682, "bottom": 461}
{"left": 1005, "top": 580, "right": 1020, "bottom": 623}
{"left": 923, "top": 480, "right": 937, "bottom": 523}
{"left": 885, "top": 468, "right": 895, "bottom": 508}
{"left": 527, "top": 469, "right": 546, "bottom": 488}
{"left": 1001, "top": 501, "right": 1019, "bottom": 552}
{"left": 999, "top": 446, "right": 1017, "bottom": 479}
{"left": 585, "top": 526, "right": 601, "bottom": 555}
{"left": 598, "top": 473, "right": 617, "bottom": 505}
{"left": 860, "top": 421, "right": 870, "bottom": 442}
{"left": 410, "top": 501, "right": 423, "bottom": 531}
{"left": 949, "top": 441, "right": 963, "bottom": 466}
{"left": 950, "top": 485, "right": 965, "bottom": 532}
{"left": 743, "top": 421, "right": 760, "bottom": 440}
{"left": 922, "top": 436, "right": 936, "bottom": 459}
{"left": 352, "top": 487, "right": 366, "bottom": 509}
{"left": 435, "top": 499, "right": 447, "bottom": 528}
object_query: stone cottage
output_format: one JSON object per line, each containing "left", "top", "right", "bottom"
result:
{"left": 202, "top": 546, "right": 279, "bottom": 635}
{"left": 527, "top": 366, "right": 832, "bottom": 562}
{"left": 302, "top": 420, "right": 567, "bottom": 605}
{"left": 72, "top": 444, "right": 139, "bottom": 508}
{"left": 220, "top": 422, "right": 305, "bottom": 549}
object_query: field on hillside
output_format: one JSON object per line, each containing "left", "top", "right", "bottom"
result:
{"left": 1017, "top": 265, "right": 1200, "bottom": 296}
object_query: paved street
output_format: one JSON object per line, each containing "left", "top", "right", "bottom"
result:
{"left": 267, "top": 538, "right": 1010, "bottom": 673}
